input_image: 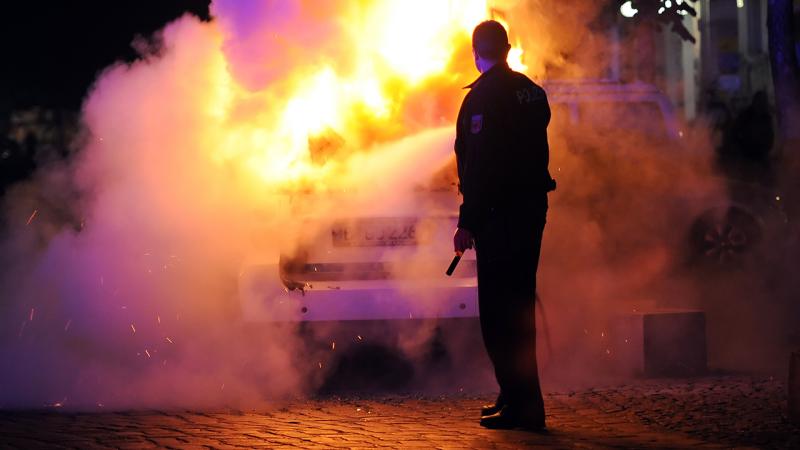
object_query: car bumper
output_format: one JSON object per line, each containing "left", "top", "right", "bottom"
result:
{"left": 239, "top": 265, "right": 479, "bottom": 322}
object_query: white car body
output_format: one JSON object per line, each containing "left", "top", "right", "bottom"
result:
{"left": 239, "top": 127, "right": 478, "bottom": 323}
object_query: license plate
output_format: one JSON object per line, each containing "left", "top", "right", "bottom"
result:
{"left": 331, "top": 218, "right": 419, "bottom": 247}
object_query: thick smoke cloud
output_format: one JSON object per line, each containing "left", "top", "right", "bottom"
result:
{"left": 1, "top": 17, "right": 302, "bottom": 409}
{"left": 211, "top": 0, "right": 345, "bottom": 90}
{"left": 0, "top": 1, "right": 481, "bottom": 409}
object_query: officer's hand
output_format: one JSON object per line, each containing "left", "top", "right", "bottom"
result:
{"left": 453, "top": 227, "right": 474, "bottom": 254}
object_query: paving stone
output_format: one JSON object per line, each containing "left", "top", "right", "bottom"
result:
{"left": 2, "top": 375, "right": 800, "bottom": 449}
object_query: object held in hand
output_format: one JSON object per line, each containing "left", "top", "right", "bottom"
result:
{"left": 446, "top": 252, "right": 462, "bottom": 276}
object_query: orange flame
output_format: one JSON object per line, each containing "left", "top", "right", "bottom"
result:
{"left": 206, "top": 1, "right": 527, "bottom": 191}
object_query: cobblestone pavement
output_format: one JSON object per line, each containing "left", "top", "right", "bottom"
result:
{"left": 1, "top": 376, "right": 798, "bottom": 449}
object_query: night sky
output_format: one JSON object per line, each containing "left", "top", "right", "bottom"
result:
{"left": 0, "top": 1, "right": 211, "bottom": 111}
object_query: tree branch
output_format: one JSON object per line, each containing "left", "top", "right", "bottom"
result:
{"left": 626, "top": 0, "right": 698, "bottom": 43}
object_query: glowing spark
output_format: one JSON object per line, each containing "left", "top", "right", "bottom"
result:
{"left": 776, "top": 196, "right": 781, "bottom": 201}
{"left": 318, "top": 362, "right": 323, "bottom": 369}
{"left": 600, "top": 332, "right": 605, "bottom": 338}
{"left": 157, "top": 315, "right": 161, "bottom": 325}
{"left": 130, "top": 324, "right": 137, "bottom": 334}
{"left": 26, "top": 209, "right": 38, "bottom": 226}
{"left": 64, "top": 319, "right": 71, "bottom": 332}
{"left": 29, "top": 308, "right": 35, "bottom": 321}
{"left": 605, "top": 349, "right": 611, "bottom": 355}
{"left": 357, "top": 335, "right": 363, "bottom": 341}
{"left": 165, "top": 337, "right": 174, "bottom": 344}
{"left": 145, "top": 349, "right": 151, "bottom": 358}
{"left": 331, "top": 341, "right": 336, "bottom": 351}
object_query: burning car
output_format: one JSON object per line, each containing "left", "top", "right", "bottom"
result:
{"left": 239, "top": 80, "right": 787, "bottom": 326}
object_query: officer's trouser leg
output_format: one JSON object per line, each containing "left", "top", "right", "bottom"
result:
{"left": 476, "top": 212, "right": 545, "bottom": 418}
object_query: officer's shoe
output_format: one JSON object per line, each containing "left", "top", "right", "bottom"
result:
{"left": 479, "top": 405, "right": 546, "bottom": 432}
{"left": 480, "top": 393, "right": 505, "bottom": 417}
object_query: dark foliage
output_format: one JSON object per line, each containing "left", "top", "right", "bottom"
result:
{"left": 623, "top": 0, "right": 698, "bottom": 43}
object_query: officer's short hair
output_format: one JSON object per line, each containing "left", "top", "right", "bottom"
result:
{"left": 472, "top": 20, "right": 511, "bottom": 61}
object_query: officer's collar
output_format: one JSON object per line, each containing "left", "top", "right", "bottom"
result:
{"left": 464, "top": 61, "right": 510, "bottom": 89}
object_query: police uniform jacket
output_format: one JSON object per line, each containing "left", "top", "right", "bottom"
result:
{"left": 455, "top": 61, "right": 555, "bottom": 233}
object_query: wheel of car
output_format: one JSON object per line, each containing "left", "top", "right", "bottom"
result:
{"left": 688, "top": 205, "right": 763, "bottom": 266}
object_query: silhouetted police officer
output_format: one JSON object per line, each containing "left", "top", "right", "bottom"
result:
{"left": 453, "top": 20, "right": 555, "bottom": 431}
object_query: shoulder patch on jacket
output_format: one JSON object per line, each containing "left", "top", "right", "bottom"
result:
{"left": 470, "top": 114, "right": 483, "bottom": 134}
